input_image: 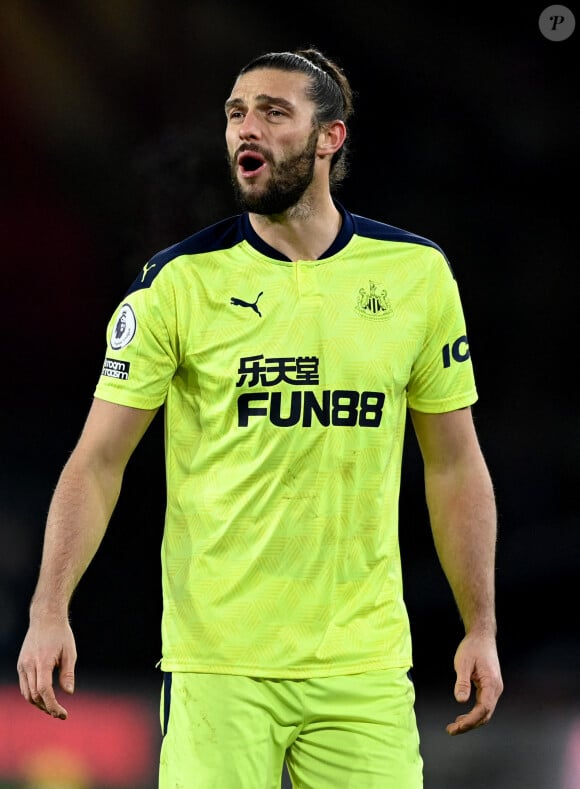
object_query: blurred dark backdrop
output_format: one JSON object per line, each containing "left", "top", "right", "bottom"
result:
{"left": 1, "top": 0, "right": 578, "bottom": 736}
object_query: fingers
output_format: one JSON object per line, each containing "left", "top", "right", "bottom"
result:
{"left": 59, "top": 650, "right": 76, "bottom": 696}
{"left": 447, "top": 632, "right": 503, "bottom": 736}
{"left": 17, "top": 621, "right": 77, "bottom": 720}
{"left": 454, "top": 677, "right": 471, "bottom": 703}
{"left": 17, "top": 659, "right": 69, "bottom": 720}
{"left": 447, "top": 672, "right": 502, "bottom": 736}
{"left": 446, "top": 701, "right": 491, "bottom": 735}
{"left": 17, "top": 663, "right": 30, "bottom": 702}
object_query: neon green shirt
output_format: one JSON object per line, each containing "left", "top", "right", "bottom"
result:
{"left": 94, "top": 203, "right": 477, "bottom": 677}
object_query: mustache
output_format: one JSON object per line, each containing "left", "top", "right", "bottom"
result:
{"left": 235, "top": 143, "right": 272, "bottom": 163}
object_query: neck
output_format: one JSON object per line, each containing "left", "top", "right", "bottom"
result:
{"left": 249, "top": 192, "right": 342, "bottom": 262}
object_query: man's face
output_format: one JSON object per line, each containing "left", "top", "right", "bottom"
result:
{"left": 225, "top": 68, "right": 321, "bottom": 214}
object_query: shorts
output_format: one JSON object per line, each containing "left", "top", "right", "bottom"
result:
{"left": 158, "top": 668, "right": 423, "bottom": 788}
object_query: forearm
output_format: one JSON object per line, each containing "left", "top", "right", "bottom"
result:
{"left": 410, "top": 408, "right": 503, "bottom": 733}
{"left": 30, "top": 456, "right": 123, "bottom": 620}
{"left": 425, "top": 458, "right": 497, "bottom": 635}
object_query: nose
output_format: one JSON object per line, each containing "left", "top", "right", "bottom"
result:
{"left": 238, "top": 110, "right": 261, "bottom": 141}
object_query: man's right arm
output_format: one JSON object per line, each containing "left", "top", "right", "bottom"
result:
{"left": 17, "top": 397, "right": 158, "bottom": 719}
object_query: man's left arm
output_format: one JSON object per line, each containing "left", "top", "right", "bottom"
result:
{"left": 410, "top": 406, "right": 504, "bottom": 735}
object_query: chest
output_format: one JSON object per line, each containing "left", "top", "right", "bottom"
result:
{"left": 176, "top": 252, "right": 430, "bottom": 400}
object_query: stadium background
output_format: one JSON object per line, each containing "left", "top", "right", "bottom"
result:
{"left": 0, "top": 2, "right": 578, "bottom": 787}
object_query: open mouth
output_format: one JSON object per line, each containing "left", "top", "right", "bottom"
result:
{"left": 238, "top": 150, "right": 267, "bottom": 177}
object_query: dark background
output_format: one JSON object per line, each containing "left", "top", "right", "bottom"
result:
{"left": 1, "top": 1, "right": 578, "bottom": 779}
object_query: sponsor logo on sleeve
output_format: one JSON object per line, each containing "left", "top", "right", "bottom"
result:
{"left": 101, "top": 358, "right": 131, "bottom": 380}
{"left": 110, "top": 303, "right": 137, "bottom": 350}
{"left": 441, "top": 335, "right": 470, "bottom": 368}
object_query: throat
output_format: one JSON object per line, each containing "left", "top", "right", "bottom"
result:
{"left": 249, "top": 205, "right": 342, "bottom": 262}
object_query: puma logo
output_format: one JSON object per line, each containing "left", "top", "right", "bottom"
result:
{"left": 231, "top": 291, "right": 263, "bottom": 318}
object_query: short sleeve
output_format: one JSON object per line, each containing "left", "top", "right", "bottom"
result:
{"left": 407, "top": 253, "right": 478, "bottom": 413}
{"left": 94, "top": 271, "right": 178, "bottom": 409}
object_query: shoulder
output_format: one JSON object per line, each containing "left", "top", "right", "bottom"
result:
{"left": 351, "top": 212, "right": 446, "bottom": 255}
{"left": 126, "top": 214, "right": 244, "bottom": 295}
{"left": 347, "top": 210, "right": 456, "bottom": 279}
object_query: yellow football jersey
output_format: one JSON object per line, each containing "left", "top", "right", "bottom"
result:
{"left": 94, "top": 203, "right": 477, "bottom": 677}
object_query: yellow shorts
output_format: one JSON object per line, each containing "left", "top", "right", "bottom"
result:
{"left": 159, "top": 668, "right": 423, "bottom": 788}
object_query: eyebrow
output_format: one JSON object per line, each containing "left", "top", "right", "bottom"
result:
{"left": 224, "top": 94, "right": 296, "bottom": 113}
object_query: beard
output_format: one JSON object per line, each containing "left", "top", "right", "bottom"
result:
{"left": 229, "top": 127, "right": 319, "bottom": 215}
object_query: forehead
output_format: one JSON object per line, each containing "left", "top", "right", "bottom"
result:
{"left": 226, "top": 68, "right": 313, "bottom": 107}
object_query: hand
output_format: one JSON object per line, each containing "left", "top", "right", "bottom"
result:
{"left": 446, "top": 631, "right": 503, "bottom": 736}
{"left": 17, "top": 617, "right": 77, "bottom": 720}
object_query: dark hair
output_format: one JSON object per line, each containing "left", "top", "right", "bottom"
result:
{"left": 237, "top": 47, "right": 354, "bottom": 188}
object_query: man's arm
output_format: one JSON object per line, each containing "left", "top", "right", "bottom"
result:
{"left": 17, "top": 397, "right": 158, "bottom": 720}
{"left": 409, "top": 406, "right": 503, "bottom": 735}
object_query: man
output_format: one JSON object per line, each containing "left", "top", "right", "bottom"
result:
{"left": 17, "top": 48, "right": 503, "bottom": 787}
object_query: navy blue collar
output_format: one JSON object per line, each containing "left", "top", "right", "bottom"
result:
{"left": 241, "top": 201, "right": 354, "bottom": 262}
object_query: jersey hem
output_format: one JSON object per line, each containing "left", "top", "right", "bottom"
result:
{"left": 158, "top": 656, "right": 413, "bottom": 678}
{"left": 407, "top": 391, "right": 477, "bottom": 413}
{"left": 93, "top": 389, "right": 164, "bottom": 411}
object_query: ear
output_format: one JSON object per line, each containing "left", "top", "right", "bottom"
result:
{"left": 317, "top": 120, "right": 347, "bottom": 159}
